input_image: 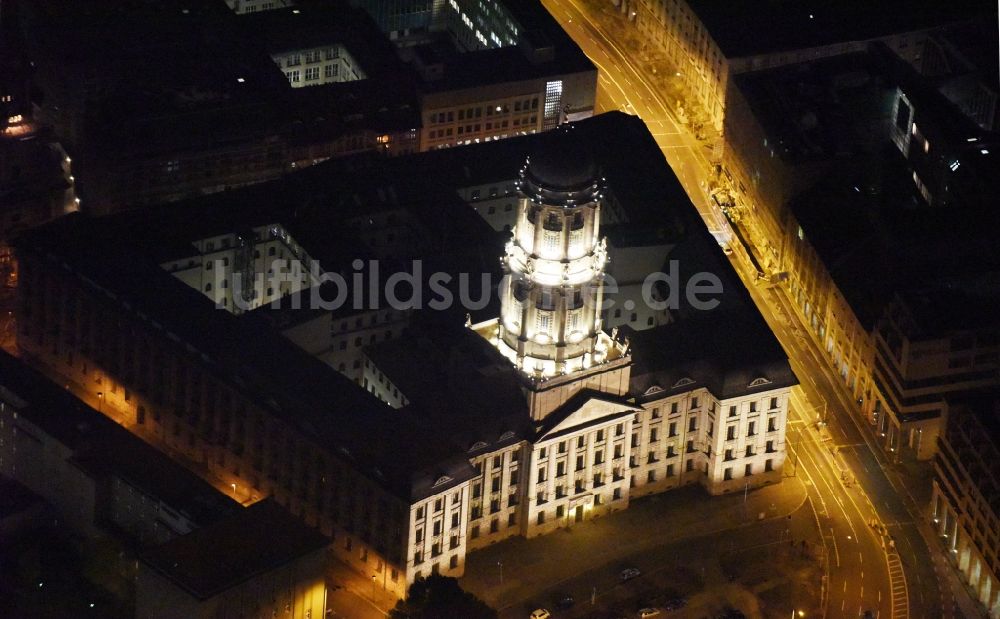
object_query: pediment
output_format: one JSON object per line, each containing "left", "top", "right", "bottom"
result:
{"left": 538, "top": 395, "right": 642, "bottom": 441}
{"left": 748, "top": 377, "right": 772, "bottom": 388}
{"left": 671, "top": 377, "right": 695, "bottom": 389}
{"left": 468, "top": 441, "right": 489, "bottom": 453}
{"left": 643, "top": 385, "right": 664, "bottom": 396}
{"left": 432, "top": 475, "right": 454, "bottom": 488}
{"left": 498, "top": 431, "right": 515, "bottom": 442}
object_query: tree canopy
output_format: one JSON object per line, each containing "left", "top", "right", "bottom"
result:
{"left": 389, "top": 574, "right": 497, "bottom": 619}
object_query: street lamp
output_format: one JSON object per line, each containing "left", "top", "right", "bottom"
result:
{"left": 96, "top": 392, "right": 103, "bottom": 413}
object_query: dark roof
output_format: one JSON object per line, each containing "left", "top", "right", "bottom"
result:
{"left": 687, "top": 0, "right": 994, "bottom": 59}
{"left": 414, "top": 0, "right": 594, "bottom": 93}
{"left": 525, "top": 125, "right": 599, "bottom": 191}
{"left": 363, "top": 314, "right": 532, "bottom": 453}
{"left": 0, "top": 350, "right": 240, "bottom": 527}
{"left": 0, "top": 477, "right": 44, "bottom": 521}
{"left": 628, "top": 311, "right": 797, "bottom": 401}
{"left": 898, "top": 280, "right": 1000, "bottom": 337}
{"left": 140, "top": 500, "right": 328, "bottom": 600}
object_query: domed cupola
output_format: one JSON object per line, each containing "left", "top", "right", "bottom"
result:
{"left": 520, "top": 126, "right": 602, "bottom": 207}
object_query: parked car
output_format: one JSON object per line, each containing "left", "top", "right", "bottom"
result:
{"left": 555, "top": 594, "right": 575, "bottom": 610}
{"left": 530, "top": 609, "right": 551, "bottom": 619}
{"left": 664, "top": 597, "right": 687, "bottom": 611}
{"left": 638, "top": 609, "right": 661, "bottom": 618}
{"left": 619, "top": 567, "right": 642, "bottom": 582}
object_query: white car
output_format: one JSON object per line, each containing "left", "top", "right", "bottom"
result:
{"left": 638, "top": 609, "right": 661, "bottom": 618}
{"left": 530, "top": 609, "right": 552, "bottom": 619}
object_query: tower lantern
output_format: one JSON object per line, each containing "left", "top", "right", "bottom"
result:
{"left": 496, "top": 127, "right": 610, "bottom": 378}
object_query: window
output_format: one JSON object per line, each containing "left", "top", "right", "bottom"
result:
{"left": 671, "top": 402, "right": 679, "bottom": 414}
{"left": 668, "top": 422, "right": 677, "bottom": 437}
{"left": 647, "top": 471, "right": 656, "bottom": 483}
{"left": 666, "top": 464, "right": 675, "bottom": 477}
{"left": 728, "top": 405, "right": 737, "bottom": 417}
{"left": 766, "top": 440, "right": 775, "bottom": 453}
{"left": 596, "top": 429, "right": 605, "bottom": 442}
{"left": 686, "top": 459, "right": 694, "bottom": 472}
{"left": 652, "top": 407, "right": 661, "bottom": 419}
{"left": 747, "top": 421, "right": 756, "bottom": 437}
{"left": 768, "top": 417, "right": 777, "bottom": 432}
{"left": 724, "top": 448, "right": 733, "bottom": 461}
{"left": 770, "top": 397, "right": 779, "bottom": 409}
{"left": 537, "top": 467, "right": 546, "bottom": 483}
{"left": 724, "top": 468, "right": 733, "bottom": 481}
{"left": 325, "top": 64, "right": 339, "bottom": 78}
{"left": 305, "top": 67, "right": 320, "bottom": 81}
{"left": 727, "top": 426, "right": 736, "bottom": 440}
{"left": 576, "top": 455, "right": 584, "bottom": 471}
{"left": 688, "top": 417, "right": 696, "bottom": 432}
{"left": 750, "top": 402, "right": 758, "bottom": 413}
{"left": 537, "top": 511, "right": 545, "bottom": 525}
{"left": 649, "top": 428, "right": 658, "bottom": 442}
{"left": 765, "top": 459, "right": 773, "bottom": 472}
{"left": 744, "top": 463, "right": 753, "bottom": 476}
{"left": 745, "top": 445, "right": 754, "bottom": 457}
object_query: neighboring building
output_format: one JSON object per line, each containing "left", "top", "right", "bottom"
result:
{"left": 918, "top": 19, "right": 1000, "bottom": 132}
{"left": 13, "top": 113, "right": 793, "bottom": 599}
{"left": 630, "top": 0, "right": 992, "bottom": 131}
{"left": 871, "top": 286, "right": 1000, "bottom": 460}
{"left": 713, "top": 41, "right": 1000, "bottom": 460}
{"left": 225, "top": 0, "right": 294, "bottom": 14}
{"left": 931, "top": 393, "right": 1000, "bottom": 618}
{"left": 14, "top": 0, "right": 593, "bottom": 213}
{"left": 137, "top": 500, "right": 329, "bottom": 619}
{"left": 0, "top": 350, "right": 240, "bottom": 543}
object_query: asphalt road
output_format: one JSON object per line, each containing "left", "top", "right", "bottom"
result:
{"left": 535, "top": 0, "right": 954, "bottom": 616}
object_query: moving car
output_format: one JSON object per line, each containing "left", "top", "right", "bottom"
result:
{"left": 638, "top": 609, "right": 661, "bottom": 618}
{"left": 530, "top": 609, "right": 551, "bottom": 619}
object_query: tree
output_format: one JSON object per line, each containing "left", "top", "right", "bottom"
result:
{"left": 389, "top": 574, "right": 497, "bottom": 619}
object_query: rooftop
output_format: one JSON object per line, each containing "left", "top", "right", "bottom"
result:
{"left": 687, "top": 0, "right": 994, "bottom": 59}
{"left": 15, "top": 111, "right": 790, "bottom": 499}
{"left": 140, "top": 500, "right": 328, "bottom": 600}
{"left": 0, "top": 350, "right": 240, "bottom": 528}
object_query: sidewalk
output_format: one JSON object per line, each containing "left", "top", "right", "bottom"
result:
{"left": 770, "top": 281, "right": 988, "bottom": 618}
{"left": 461, "top": 476, "right": 806, "bottom": 610}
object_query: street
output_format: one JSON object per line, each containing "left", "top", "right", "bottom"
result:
{"left": 536, "top": 0, "right": 966, "bottom": 616}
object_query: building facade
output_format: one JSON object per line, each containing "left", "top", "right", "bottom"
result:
{"left": 931, "top": 396, "right": 1000, "bottom": 617}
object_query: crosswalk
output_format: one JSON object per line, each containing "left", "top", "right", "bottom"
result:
{"left": 887, "top": 549, "right": 909, "bottom": 618}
